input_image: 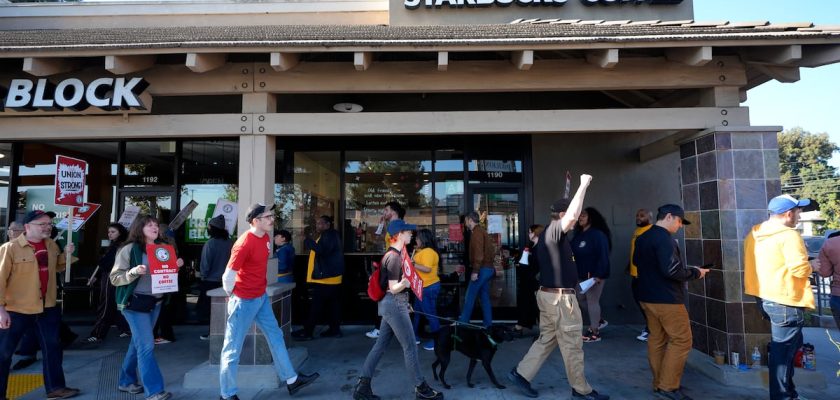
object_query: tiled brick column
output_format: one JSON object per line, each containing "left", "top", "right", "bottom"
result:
{"left": 679, "top": 127, "right": 780, "bottom": 365}
{"left": 207, "top": 282, "right": 295, "bottom": 365}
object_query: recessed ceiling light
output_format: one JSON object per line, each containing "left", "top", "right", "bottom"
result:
{"left": 333, "top": 103, "right": 363, "bottom": 113}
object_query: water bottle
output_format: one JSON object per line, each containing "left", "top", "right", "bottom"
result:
{"left": 751, "top": 346, "right": 761, "bottom": 369}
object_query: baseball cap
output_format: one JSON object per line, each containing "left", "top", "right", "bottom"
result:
{"left": 24, "top": 210, "right": 51, "bottom": 224}
{"left": 550, "top": 198, "right": 571, "bottom": 213}
{"left": 767, "top": 194, "right": 811, "bottom": 215}
{"left": 386, "top": 219, "right": 417, "bottom": 237}
{"left": 246, "top": 203, "right": 276, "bottom": 223}
{"left": 658, "top": 204, "right": 691, "bottom": 225}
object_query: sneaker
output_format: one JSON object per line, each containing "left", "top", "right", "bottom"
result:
{"left": 46, "top": 387, "right": 80, "bottom": 399}
{"left": 415, "top": 339, "right": 421, "bottom": 345}
{"left": 507, "top": 368, "right": 538, "bottom": 398}
{"left": 84, "top": 336, "right": 102, "bottom": 344}
{"left": 118, "top": 383, "right": 144, "bottom": 394}
{"left": 146, "top": 391, "right": 172, "bottom": 400}
{"left": 119, "top": 332, "right": 132, "bottom": 338}
{"left": 319, "top": 329, "right": 343, "bottom": 338}
{"left": 11, "top": 356, "right": 37, "bottom": 371}
{"left": 598, "top": 319, "right": 608, "bottom": 330}
{"left": 291, "top": 329, "right": 314, "bottom": 341}
{"left": 636, "top": 331, "right": 649, "bottom": 342}
{"left": 423, "top": 341, "right": 435, "bottom": 351}
{"left": 287, "top": 372, "right": 319, "bottom": 396}
{"left": 655, "top": 388, "right": 692, "bottom": 400}
{"left": 582, "top": 329, "right": 601, "bottom": 343}
{"left": 200, "top": 334, "right": 210, "bottom": 341}
{"left": 414, "top": 381, "right": 443, "bottom": 400}
{"left": 365, "top": 328, "right": 380, "bottom": 339}
{"left": 353, "top": 377, "right": 380, "bottom": 400}
{"left": 572, "top": 389, "right": 610, "bottom": 400}
{"left": 220, "top": 395, "right": 240, "bottom": 400}
{"left": 154, "top": 338, "right": 171, "bottom": 345}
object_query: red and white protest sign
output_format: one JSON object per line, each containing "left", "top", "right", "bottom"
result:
{"left": 146, "top": 244, "right": 179, "bottom": 294}
{"left": 54, "top": 155, "right": 87, "bottom": 207}
{"left": 399, "top": 248, "right": 424, "bottom": 300}
{"left": 55, "top": 202, "right": 101, "bottom": 232}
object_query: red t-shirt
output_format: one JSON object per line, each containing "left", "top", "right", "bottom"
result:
{"left": 228, "top": 231, "right": 271, "bottom": 299}
{"left": 29, "top": 240, "right": 49, "bottom": 299}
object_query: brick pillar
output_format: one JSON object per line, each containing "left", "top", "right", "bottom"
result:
{"left": 679, "top": 127, "right": 780, "bottom": 365}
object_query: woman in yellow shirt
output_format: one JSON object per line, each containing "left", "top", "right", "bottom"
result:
{"left": 411, "top": 229, "right": 441, "bottom": 351}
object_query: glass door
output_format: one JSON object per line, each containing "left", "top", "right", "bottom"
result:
{"left": 467, "top": 186, "right": 523, "bottom": 321}
{"left": 118, "top": 191, "right": 174, "bottom": 229}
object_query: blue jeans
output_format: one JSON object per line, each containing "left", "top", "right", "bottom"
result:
{"left": 121, "top": 303, "right": 165, "bottom": 398}
{"left": 220, "top": 293, "right": 296, "bottom": 398}
{"left": 459, "top": 267, "right": 494, "bottom": 328}
{"left": 830, "top": 295, "right": 840, "bottom": 331}
{"left": 762, "top": 299, "right": 804, "bottom": 400}
{"left": 413, "top": 282, "right": 441, "bottom": 337}
{"left": 361, "top": 293, "right": 424, "bottom": 386}
{"left": 0, "top": 307, "right": 66, "bottom": 395}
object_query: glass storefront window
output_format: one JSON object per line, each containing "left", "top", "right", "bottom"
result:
{"left": 275, "top": 151, "right": 341, "bottom": 251}
{"left": 180, "top": 140, "right": 239, "bottom": 243}
{"left": 123, "top": 141, "right": 176, "bottom": 187}
{"left": 0, "top": 144, "right": 11, "bottom": 239}
{"left": 434, "top": 149, "right": 466, "bottom": 275}
{"left": 344, "top": 150, "right": 432, "bottom": 253}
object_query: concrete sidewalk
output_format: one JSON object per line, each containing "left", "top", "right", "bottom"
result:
{"left": 12, "top": 324, "right": 840, "bottom": 399}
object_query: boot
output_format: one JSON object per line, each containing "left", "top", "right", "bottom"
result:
{"left": 353, "top": 377, "right": 380, "bottom": 400}
{"left": 415, "top": 381, "right": 443, "bottom": 400}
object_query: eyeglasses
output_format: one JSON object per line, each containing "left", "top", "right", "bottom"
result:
{"left": 29, "top": 222, "right": 54, "bottom": 227}
{"left": 257, "top": 214, "right": 275, "bottom": 220}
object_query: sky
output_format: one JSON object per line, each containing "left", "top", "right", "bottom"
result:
{"left": 693, "top": 0, "right": 840, "bottom": 166}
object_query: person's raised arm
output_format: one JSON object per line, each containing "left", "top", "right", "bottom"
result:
{"left": 557, "top": 174, "right": 593, "bottom": 235}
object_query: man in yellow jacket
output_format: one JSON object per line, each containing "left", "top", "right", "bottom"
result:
{"left": 743, "top": 194, "right": 816, "bottom": 400}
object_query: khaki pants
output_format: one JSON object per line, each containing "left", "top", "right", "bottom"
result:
{"left": 640, "top": 302, "right": 693, "bottom": 392}
{"left": 516, "top": 290, "right": 593, "bottom": 394}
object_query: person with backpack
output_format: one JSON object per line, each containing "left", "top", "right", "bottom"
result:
{"left": 354, "top": 220, "right": 444, "bottom": 400}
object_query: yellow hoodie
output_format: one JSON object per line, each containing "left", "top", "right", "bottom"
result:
{"left": 743, "top": 220, "right": 814, "bottom": 308}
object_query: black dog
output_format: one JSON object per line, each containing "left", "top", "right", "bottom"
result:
{"left": 431, "top": 323, "right": 507, "bottom": 389}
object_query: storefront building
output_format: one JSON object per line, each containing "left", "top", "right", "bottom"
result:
{"left": 1, "top": 0, "right": 839, "bottom": 360}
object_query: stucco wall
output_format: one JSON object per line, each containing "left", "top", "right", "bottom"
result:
{"left": 531, "top": 131, "right": 682, "bottom": 325}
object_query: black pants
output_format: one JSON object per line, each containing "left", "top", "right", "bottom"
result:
{"left": 197, "top": 280, "right": 222, "bottom": 324}
{"left": 153, "top": 295, "right": 177, "bottom": 342}
{"left": 0, "top": 307, "right": 66, "bottom": 394}
{"left": 631, "top": 277, "right": 649, "bottom": 327}
{"left": 304, "top": 283, "right": 342, "bottom": 335}
{"left": 516, "top": 273, "right": 539, "bottom": 329}
{"left": 90, "top": 277, "right": 130, "bottom": 339}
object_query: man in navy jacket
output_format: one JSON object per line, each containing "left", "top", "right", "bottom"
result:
{"left": 293, "top": 215, "right": 345, "bottom": 340}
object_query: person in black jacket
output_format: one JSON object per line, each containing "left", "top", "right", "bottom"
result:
{"left": 632, "top": 204, "right": 709, "bottom": 400}
{"left": 292, "top": 215, "right": 345, "bottom": 340}
{"left": 86, "top": 223, "right": 131, "bottom": 344}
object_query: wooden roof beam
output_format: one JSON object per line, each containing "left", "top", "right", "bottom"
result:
{"left": 742, "top": 45, "right": 802, "bottom": 65}
{"left": 511, "top": 50, "right": 534, "bottom": 70}
{"left": 437, "top": 51, "right": 448, "bottom": 72}
{"left": 799, "top": 45, "right": 840, "bottom": 67}
{"left": 586, "top": 49, "right": 619, "bottom": 69}
{"left": 752, "top": 64, "right": 800, "bottom": 83}
{"left": 666, "top": 46, "right": 713, "bottom": 66}
{"left": 105, "top": 55, "right": 156, "bottom": 75}
{"left": 270, "top": 52, "right": 299, "bottom": 72}
{"left": 186, "top": 53, "right": 227, "bottom": 73}
{"left": 22, "top": 57, "right": 80, "bottom": 77}
{"left": 354, "top": 52, "right": 372, "bottom": 71}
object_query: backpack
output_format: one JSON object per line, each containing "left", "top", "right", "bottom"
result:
{"left": 367, "top": 248, "right": 399, "bottom": 302}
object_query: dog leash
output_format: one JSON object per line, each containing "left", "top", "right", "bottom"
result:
{"left": 411, "top": 310, "right": 499, "bottom": 349}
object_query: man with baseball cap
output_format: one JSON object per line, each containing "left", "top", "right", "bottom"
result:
{"left": 744, "top": 194, "right": 816, "bottom": 400}
{"left": 633, "top": 204, "right": 708, "bottom": 400}
{"left": 0, "top": 210, "right": 80, "bottom": 399}
{"left": 508, "top": 174, "right": 609, "bottom": 400}
{"left": 219, "top": 203, "right": 319, "bottom": 400}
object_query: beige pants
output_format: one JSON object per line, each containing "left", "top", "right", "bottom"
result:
{"left": 640, "top": 302, "right": 693, "bottom": 392}
{"left": 516, "top": 290, "right": 593, "bottom": 394}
